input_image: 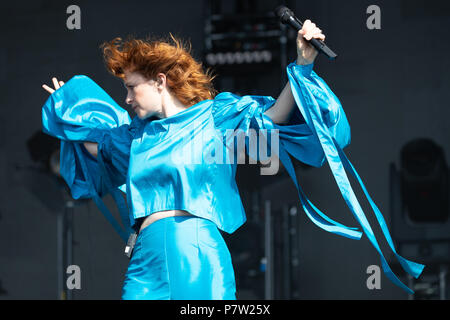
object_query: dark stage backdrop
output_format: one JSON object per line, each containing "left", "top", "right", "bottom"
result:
{"left": 0, "top": 0, "right": 448, "bottom": 299}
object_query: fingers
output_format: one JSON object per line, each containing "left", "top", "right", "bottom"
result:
{"left": 299, "top": 19, "right": 325, "bottom": 41}
{"left": 42, "top": 77, "right": 65, "bottom": 94}
{"left": 42, "top": 84, "right": 55, "bottom": 94}
{"left": 308, "top": 30, "right": 325, "bottom": 41}
{"left": 52, "top": 77, "right": 60, "bottom": 90}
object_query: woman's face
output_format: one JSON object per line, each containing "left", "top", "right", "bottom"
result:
{"left": 123, "top": 70, "right": 163, "bottom": 119}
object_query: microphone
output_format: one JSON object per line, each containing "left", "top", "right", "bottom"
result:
{"left": 275, "top": 6, "right": 337, "bottom": 60}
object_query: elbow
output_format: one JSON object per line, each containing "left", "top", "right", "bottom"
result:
{"left": 264, "top": 108, "right": 293, "bottom": 125}
{"left": 83, "top": 142, "right": 98, "bottom": 158}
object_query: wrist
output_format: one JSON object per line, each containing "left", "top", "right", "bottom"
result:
{"left": 296, "top": 57, "right": 314, "bottom": 66}
{"left": 291, "top": 60, "right": 314, "bottom": 77}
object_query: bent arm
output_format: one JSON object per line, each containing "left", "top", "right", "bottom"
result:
{"left": 264, "top": 80, "right": 295, "bottom": 124}
{"left": 265, "top": 19, "right": 325, "bottom": 125}
{"left": 42, "top": 75, "right": 133, "bottom": 199}
{"left": 264, "top": 60, "right": 314, "bottom": 125}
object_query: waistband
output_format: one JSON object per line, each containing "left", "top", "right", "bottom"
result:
{"left": 138, "top": 215, "right": 216, "bottom": 237}
{"left": 136, "top": 211, "right": 193, "bottom": 233}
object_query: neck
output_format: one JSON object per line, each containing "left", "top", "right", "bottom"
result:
{"left": 161, "top": 92, "right": 187, "bottom": 118}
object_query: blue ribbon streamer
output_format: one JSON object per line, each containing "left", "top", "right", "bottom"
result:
{"left": 334, "top": 141, "right": 425, "bottom": 279}
{"left": 254, "top": 112, "right": 363, "bottom": 239}
{"left": 285, "top": 63, "right": 425, "bottom": 294}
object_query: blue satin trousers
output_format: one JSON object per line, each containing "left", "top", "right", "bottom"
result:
{"left": 121, "top": 216, "right": 237, "bottom": 300}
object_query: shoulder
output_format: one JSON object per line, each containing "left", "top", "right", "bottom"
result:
{"left": 212, "top": 92, "right": 240, "bottom": 109}
{"left": 210, "top": 92, "right": 275, "bottom": 131}
{"left": 212, "top": 92, "right": 274, "bottom": 114}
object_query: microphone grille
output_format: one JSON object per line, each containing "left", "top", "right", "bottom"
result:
{"left": 274, "top": 6, "right": 293, "bottom": 22}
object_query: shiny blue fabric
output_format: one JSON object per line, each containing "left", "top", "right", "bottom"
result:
{"left": 122, "top": 216, "right": 236, "bottom": 300}
{"left": 42, "top": 75, "right": 136, "bottom": 240}
{"left": 285, "top": 63, "right": 424, "bottom": 293}
{"left": 41, "top": 62, "right": 424, "bottom": 295}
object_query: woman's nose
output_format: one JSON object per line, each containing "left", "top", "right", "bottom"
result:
{"left": 125, "top": 94, "right": 133, "bottom": 105}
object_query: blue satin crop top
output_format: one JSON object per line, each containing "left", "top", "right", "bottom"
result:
{"left": 41, "top": 62, "right": 424, "bottom": 294}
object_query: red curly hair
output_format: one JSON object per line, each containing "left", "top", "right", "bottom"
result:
{"left": 101, "top": 34, "right": 217, "bottom": 107}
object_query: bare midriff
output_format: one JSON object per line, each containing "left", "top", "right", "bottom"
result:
{"left": 139, "top": 209, "right": 194, "bottom": 233}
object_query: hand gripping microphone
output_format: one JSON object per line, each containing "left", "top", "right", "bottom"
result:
{"left": 275, "top": 6, "right": 338, "bottom": 60}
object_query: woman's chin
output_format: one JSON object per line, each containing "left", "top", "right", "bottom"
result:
{"left": 136, "top": 110, "right": 158, "bottom": 120}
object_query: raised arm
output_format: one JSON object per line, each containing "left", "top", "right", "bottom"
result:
{"left": 264, "top": 19, "right": 325, "bottom": 124}
{"left": 43, "top": 77, "right": 100, "bottom": 158}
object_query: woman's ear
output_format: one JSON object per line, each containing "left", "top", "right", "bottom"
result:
{"left": 156, "top": 73, "right": 166, "bottom": 90}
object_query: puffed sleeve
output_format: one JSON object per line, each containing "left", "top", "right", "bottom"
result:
{"left": 211, "top": 67, "right": 362, "bottom": 241}
{"left": 211, "top": 62, "right": 425, "bottom": 294}
{"left": 42, "top": 75, "right": 136, "bottom": 241}
{"left": 212, "top": 93, "right": 321, "bottom": 167}
{"left": 211, "top": 65, "right": 350, "bottom": 168}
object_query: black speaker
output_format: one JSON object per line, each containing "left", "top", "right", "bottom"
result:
{"left": 400, "top": 138, "right": 448, "bottom": 224}
{"left": 391, "top": 139, "right": 450, "bottom": 258}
